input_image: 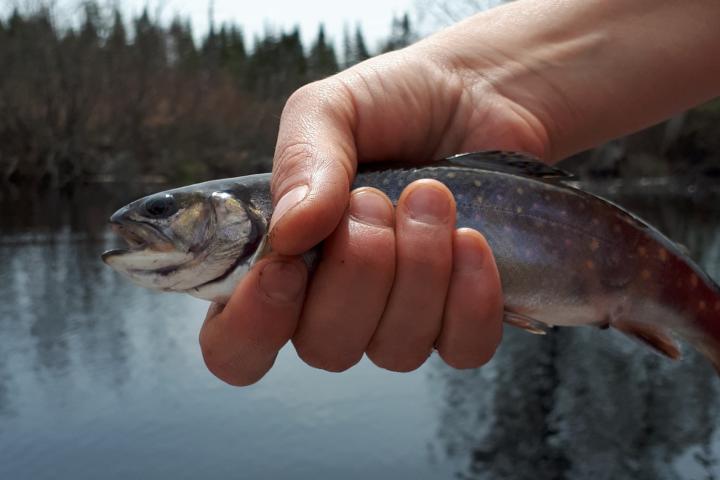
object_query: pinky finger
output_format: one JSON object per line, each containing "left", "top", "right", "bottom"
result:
{"left": 435, "top": 229, "right": 504, "bottom": 369}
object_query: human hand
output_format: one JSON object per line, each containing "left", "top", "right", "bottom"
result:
{"left": 198, "top": 42, "right": 527, "bottom": 385}
{"left": 199, "top": 0, "right": 720, "bottom": 386}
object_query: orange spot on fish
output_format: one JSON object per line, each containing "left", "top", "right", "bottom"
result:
{"left": 497, "top": 194, "right": 503, "bottom": 200}
{"left": 658, "top": 248, "right": 667, "bottom": 261}
{"left": 715, "top": 301, "right": 720, "bottom": 311}
{"left": 566, "top": 239, "right": 572, "bottom": 246}
{"left": 446, "top": 172, "right": 455, "bottom": 178}
{"left": 544, "top": 195, "right": 551, "bottom": 201}
{"left": 504, "top": 225, "right": 512, "bottom": 232}
{"left": 532, "top": 203, "right": 540, "bottom": 209}
{"left": 592, "top": 218, "right": 600, "bottom": 225}
{"left": 587, "top": 260, "right": 595, "bottom": 270}
{"left": 517, "top": 188, "right": 523, "bottom": 195}
{"left": 475, "top": 214, "right": 481, "bottom": 220}
{"left": 613, "top": 225, "right": 622, "bottom": 233}
{"left": 638, "top": 246, "right": 647, "bottom": 256}
{"left": 641, "top": 269, "right": 651, "bottom": 279}
{"left": 456, "top": 194, "right": 464, "bottom": 200}
{"left": 579, "top": 203, "right": 585, "bottom": 209}
{"left": 590, "top": 240, "right": 599, "bottom": 251}
{"left": 561, "top": 210, "right": 567, "bottom": 216}
{"left": 474, "top": 180, "right": 482, "bottom": 187}
{"left": 516, "top": 206, "right": 522, "bottom": 213}
{"left": 534, "top": 220, "right": 543, "bottom": 228}
{"left": 691, "top": 275, "right": 698, "bottom": 287}
{"left": 611, "top": 252, "right": 620, "bottom": 262}
{"left": 476, "top": 197, "right": 483, "bottom": 204}
{"left": 699, "top": 301, "right": 706, "bottom": 310}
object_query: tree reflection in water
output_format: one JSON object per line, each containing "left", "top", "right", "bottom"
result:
{"left": 431, "top": 190, "right": 720, "bottom": 480}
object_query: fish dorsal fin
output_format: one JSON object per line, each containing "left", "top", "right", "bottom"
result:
{"left": 439, "top": 151, "right": 573, "bottom": 179}
{"left": 357, "top": 150, "right": 572, "bottom": 179}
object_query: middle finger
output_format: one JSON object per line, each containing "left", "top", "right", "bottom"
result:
{"left": 366, "top": 180, "right": 456, "bottom": 372}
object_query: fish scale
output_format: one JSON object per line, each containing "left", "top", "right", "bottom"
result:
{"left": 102, "top": 151, "right": 720, "bottom": 376}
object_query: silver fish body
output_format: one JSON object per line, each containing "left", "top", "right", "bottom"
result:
{"left": 102, "top": 151, "right": 720, "bottom": 373}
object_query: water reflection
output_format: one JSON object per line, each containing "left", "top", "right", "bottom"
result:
{"left": 1, "top": 182, "right": 719, "bottom": 478}
{"left": 431, "top": 187, "right": 720, "bottom": 479}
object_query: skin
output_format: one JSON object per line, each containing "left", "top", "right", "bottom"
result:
{"left": 200, "top": 0, "right": 720, "bottom": 386}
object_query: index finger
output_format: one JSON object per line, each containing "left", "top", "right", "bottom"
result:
{"left": 269, "top": 80, "right": 359, "bottom": 255}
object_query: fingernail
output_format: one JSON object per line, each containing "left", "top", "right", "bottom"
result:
{"left": 270, "top": 185, "right": 309, "bottom": 231}
{"left": 349, "top": 190, "right": 394, "bottom": 227}
{"left": 452, "top": 234, "right": 484, "bottom": 273}
{"left": 259, "top": 262, "right": 304, "bottom": 302}
{"left": 404, "top": 185, "right": 450, "bottom": 224}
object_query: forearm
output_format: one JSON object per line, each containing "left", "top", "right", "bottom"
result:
{"left": 420, "top": 0, "right": 720, "bottom": 162}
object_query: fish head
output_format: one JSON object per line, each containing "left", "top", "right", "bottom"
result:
{"left": 102, "top": 183, "right": 267, "bottom": 296}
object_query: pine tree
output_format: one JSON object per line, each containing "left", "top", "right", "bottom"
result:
{"left": 382, "top": 13, "right": 416, "bottom": 53}
{"left": 308, "top": 24, "right": 338, "bottom": 80}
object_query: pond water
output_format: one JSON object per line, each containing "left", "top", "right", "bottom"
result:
{"left": 0, "top": 181, "right": 719, "bottom": 480}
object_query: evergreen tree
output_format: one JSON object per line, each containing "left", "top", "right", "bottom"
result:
{"left": 308, "top": 24, "right": 338, "bottom": 80}
{"left": 169, "top": 18, "right": 197, "bottom": 69}
{"left": 382, "top": 13, "right": 416, "bottom": 53}
{"left": 355, "top": 25, "right": 370, "bottom": 62}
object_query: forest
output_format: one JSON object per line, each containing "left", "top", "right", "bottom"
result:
{"left": 0, "top": 3, "right": 718, "bottom": 186}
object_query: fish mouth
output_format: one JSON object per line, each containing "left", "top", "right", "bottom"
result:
{"left": 102, "top": 219, "right": 173, "bottom": 263}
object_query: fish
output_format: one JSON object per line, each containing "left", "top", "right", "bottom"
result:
{"left": 102, "top": 151, "right": 720, "bottom": 374}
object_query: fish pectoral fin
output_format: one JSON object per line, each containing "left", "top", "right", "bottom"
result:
{"left": 612, "top": 320, "right": 682, "bottom": 361}
{"left": 503, "top": 311, "right": 548, "bottom": 335}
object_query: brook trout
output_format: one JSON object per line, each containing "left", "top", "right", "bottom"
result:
{"left": 102, "top": 151, "right": 720, "bottom": 373}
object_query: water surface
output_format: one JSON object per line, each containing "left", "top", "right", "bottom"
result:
{"left": 0, "top": 182, "right": 718, "bottom": 479}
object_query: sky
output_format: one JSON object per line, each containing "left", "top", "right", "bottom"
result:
{"left": 1, "top": 0, "right": 496, "bottom": 54}
{"left": 123, "top": 0, "right": 422, "bottom": 52}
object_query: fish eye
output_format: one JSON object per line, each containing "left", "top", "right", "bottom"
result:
{"left": 143, "top": 194, "right": 177, "bottom": 218}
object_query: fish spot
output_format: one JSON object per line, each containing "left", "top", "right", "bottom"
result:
{"left": 475, "top": 214, "right": 481, "bottom": 220}
{"left": 611, "top": 252, "right": 620, "bottom": 263}
{"left": 587, "top": 260, "right": 595, "bottom": 270}
{"left": 525, "top": 249, "right": 532, "bottom": 258}
{"left": 715, "top": 301, "right": 720, "bottom": 311}
{"left": 566, "top": 239, "right": 572, "bottom": 246}
{"left": 592, "top": 218, "right": 600, "bottom": 225}
{"left": 504, "top": 225, "right": 512, "bottom": 232}
{"left": 496, "top": 194, "right": 503, "bottom": 201}
{"left": 516, "top": 206, "right": 522, "bottom": 213}
{"left": 613, "top": 224, "right": 622, "bottom": 234}
{"left": 397, "top": 179, "right": 405, "bottom": 187}
{"left": 638, "top": 246, "right": 647, "bottom": 256}
{"left": 699, "top": 301, "right": 706, "bottom": 310}
{"left": 691, "top": 275, "right": 698, "bottom": 287}
{"left": 658, "top": 248, "right": 667, "bottom": 261}
{"left": 641, "top": 269, "right": 651, "bottom": 279}
{"left": 561, "top": 210, "right": 567, "bottom": 216}
{"left": 382, "top": 178, "right": 390, "bottom": 186}
{"left": 534, "top": 220, "right": 544, "bottom": 228}
{"left": 516, "top": 188, "right": 524, "bottom": 195}
{"left": 590, "top": 240, "right": 599, "bottom": 251}
{"left": 476, "top": 196, "right": 483, "bottom": 205}
{"left": 474, "top": 180, "right": 482, "bottom": 187}
{"left": 544, "top": 194, "right": 551, "bottom": 201}
{"left": 532, "top": 203, "right": 540, "bottom": 210}
{"left": 456, "top": 194, "right": 464, "bottom": 200}
{"left": 446, "top": 172, "right": 456, "bottom": 179}
{"left": 579, "top": 203, "right": 585, "bottom": 209}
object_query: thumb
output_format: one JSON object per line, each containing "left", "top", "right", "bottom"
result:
{"left": 269, "top": 80, "right": 358, "bottom": 255}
